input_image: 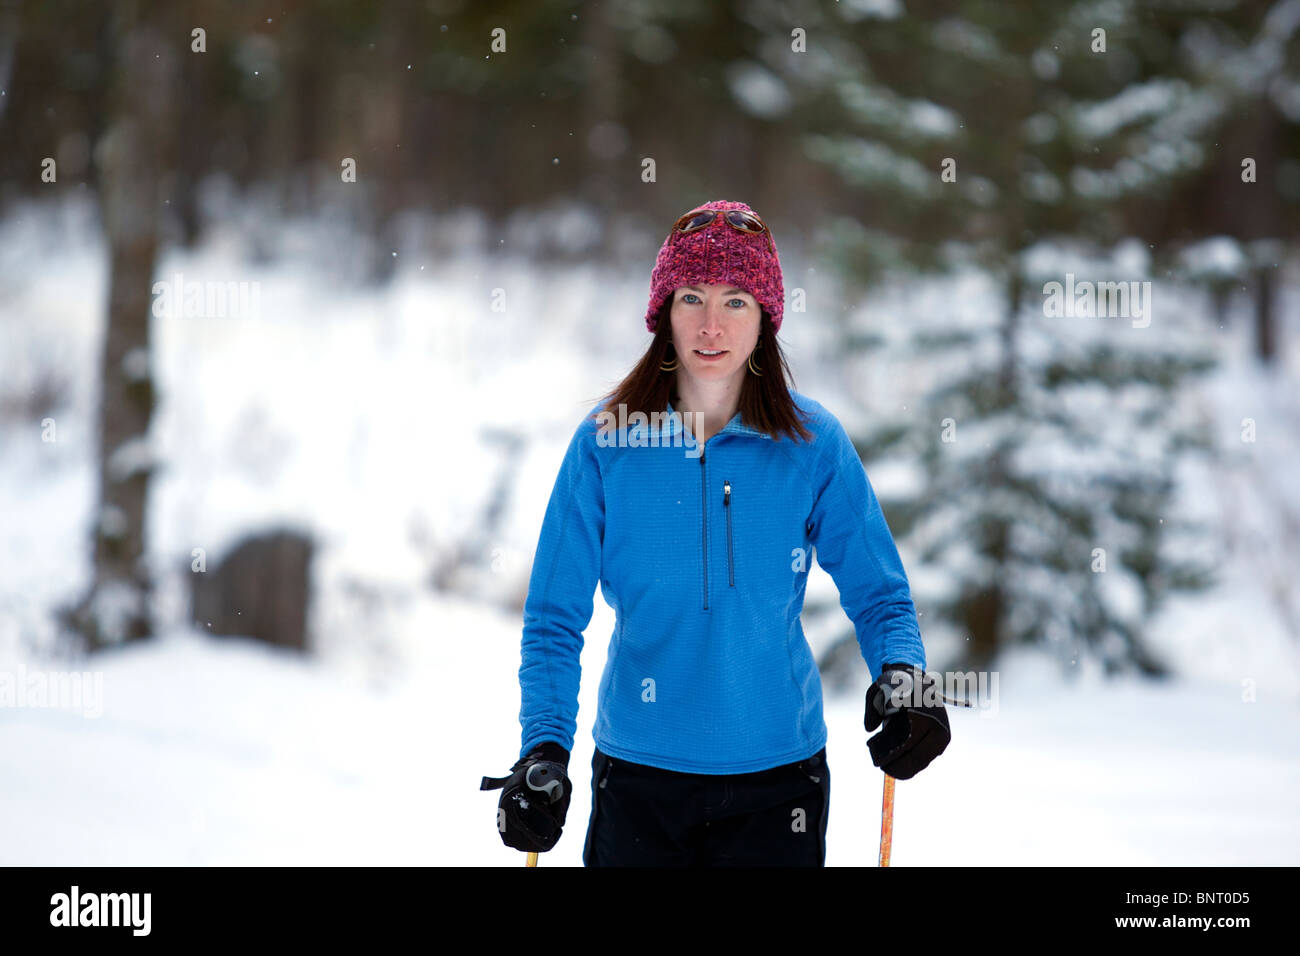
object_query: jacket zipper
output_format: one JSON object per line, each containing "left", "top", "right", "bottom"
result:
{"left": 700, "top": 449, "right": 708, "bottom": 610}
{"left": 724, "top": 479, "right": 734, "bottom": 587}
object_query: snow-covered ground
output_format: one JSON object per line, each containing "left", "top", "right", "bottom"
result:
{"left": 1, "top": 194, "right": 1297, "bottom": 865}
{"left": 2, "top": 615, "right": 1295, "bottom": 866}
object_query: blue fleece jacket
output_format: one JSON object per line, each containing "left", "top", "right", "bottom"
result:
{"left": 517, "top": 390, "right": 927, "bottom": 774}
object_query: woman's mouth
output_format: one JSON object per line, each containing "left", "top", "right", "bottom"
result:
{"left": 694, "top": 349, "right": 728, "bottom": 362}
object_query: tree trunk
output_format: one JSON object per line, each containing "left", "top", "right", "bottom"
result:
{"left": 578, "top": 0, "right": 623, "bottom": 249}
{"left": 1252, "top": 260, "right": 1277, "bottom": 364}
{"left": 65, "top": 1, "right": 179, "bottom": 652}
{"left": 172, "top": 26, "right": 206, "bottom": 247}
{"left": 0, "top": 0, "right": 19, "bottom": 128}
{"left": 967, "top": 262, "right": 1024, "bottom": 668}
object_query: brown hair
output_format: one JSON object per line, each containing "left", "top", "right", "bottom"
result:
{"left": 587, "top": 300, "right": 814, "bottom": 443}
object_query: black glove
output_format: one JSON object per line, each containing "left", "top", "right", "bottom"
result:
{"left": 864, "top": 662, "right": 950, "bottom": 779}
{"left": 480, "top": 741, "right": 573, "bottom": 852}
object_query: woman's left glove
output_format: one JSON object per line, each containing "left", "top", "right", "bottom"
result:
{"left": 864, "top": 663, "right": 951, "bottom": 779}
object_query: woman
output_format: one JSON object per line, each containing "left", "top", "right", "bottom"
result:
{"left": 481, "top": 199, "right": 950, "bottom": 866}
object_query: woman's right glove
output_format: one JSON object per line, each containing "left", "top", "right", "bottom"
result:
{"left": 480, "top": 741, "right": 573, "bottom": 852}
{"left": 864, "top": 663, "right": 951, "bottom": 779}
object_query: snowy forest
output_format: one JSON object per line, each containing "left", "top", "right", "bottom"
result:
{"left": 1, "top": 0, "right": 1297, "bottom": 866}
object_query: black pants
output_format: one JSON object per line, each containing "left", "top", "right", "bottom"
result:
{"left": 582, "top": 746, "right": 830, "bottom": 866}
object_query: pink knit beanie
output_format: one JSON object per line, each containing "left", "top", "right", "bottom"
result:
{"left": 645, "top": 199, "right": 785, "bottom": 334}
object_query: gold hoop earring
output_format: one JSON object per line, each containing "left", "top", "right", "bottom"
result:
{"left": 747, "top": 344, "right": 764, "bottom": 376}
{"left": 660, "top": 343, "right": 680, "bottom": 372}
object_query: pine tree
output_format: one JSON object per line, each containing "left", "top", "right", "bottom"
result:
{"left": 776, "top": 1, "right": 1222, "bottom": 677}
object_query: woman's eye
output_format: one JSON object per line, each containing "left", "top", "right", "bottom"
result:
{"left": 681, "top": 293, "right": 754, "bottom": 308}
{"left": 679, "top": 293, "right": 747, "bottom": 307}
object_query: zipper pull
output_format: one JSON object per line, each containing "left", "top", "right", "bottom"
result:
{"left": 723, "top": 480, "right": 730, "bottom": 506}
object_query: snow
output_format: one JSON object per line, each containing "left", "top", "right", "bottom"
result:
{"left": 120, "top": 346, "right": 150, "bottom": 382}
{"left": 832, "top": 79, "right": 959, "bottom": 142}
{"left": 3, "top": 625, "right": 1292, "bottom": 865}
{"left": 1074, "top": 79, "right": 1184, "bottom": 139}
{"left": 1, "top": 192, "right": 1297, "bottom": 864}
{"left": 906, "top": 99, "right": 960, "bottom": 138}
{"left": 805, "top": 134, "right": 936, "bottom": 196}
{"left": 727, "top": 60, "right": 793, "bottom": 119}
{"left": 78, "top": 578, "right": 144, "bottom": 645}
{"left": 1179, "top": 236, "right": 1253, "bottom": 278}
{"left": 931, "top": 19, "right": 1001, "bottom": 62}
{"left": 834, "top": 0, "right": 903, "bottom": 22}
{"left": 106, "top": 436, "right": 154, "bottom": 482}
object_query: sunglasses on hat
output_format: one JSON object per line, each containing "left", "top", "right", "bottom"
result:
{"left": 670, "top": 207, "right": 775, "bottom": 256}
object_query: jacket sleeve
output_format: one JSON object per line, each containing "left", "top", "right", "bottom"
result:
{"left": 517, "top": 412, "right": 604, "bottom": 758}
{"left": 806, "top": 413, "right": 926, "bottom": 682}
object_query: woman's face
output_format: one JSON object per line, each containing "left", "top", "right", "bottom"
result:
{"left": 668, "top": 282, "right": 761, "bottom": 389}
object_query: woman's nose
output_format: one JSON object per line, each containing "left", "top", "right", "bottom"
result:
{"left": 701, "top": 302, "right": 725, "bottom": 331}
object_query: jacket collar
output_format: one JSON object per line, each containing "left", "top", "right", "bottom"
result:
{"left": 658, "top": 398, "right": 773, "bottom": 442}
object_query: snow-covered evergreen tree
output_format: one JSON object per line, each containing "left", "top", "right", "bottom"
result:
{"left": 768, "top": 2, "right": 1225, "bottom": 676}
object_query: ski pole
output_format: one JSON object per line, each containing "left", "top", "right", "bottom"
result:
{"left": 526, "top": 852, "right": 538, "bottom": 867}
{"left": 878, "top": 773, "right": 895, "bottom": 867}
{"left": 872, "top": 676, "right": 965, "bottom": 867}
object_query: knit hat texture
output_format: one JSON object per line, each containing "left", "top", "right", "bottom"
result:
{"left": 645, "top": 199, "right": 784, "bottom": 334}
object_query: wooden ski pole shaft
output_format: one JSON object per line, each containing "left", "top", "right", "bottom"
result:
{"left": 878, "top": 773, "right": 895, "bottom": 867}
{"left": 526, "top": 851, "right": 538, "bottom": 867}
